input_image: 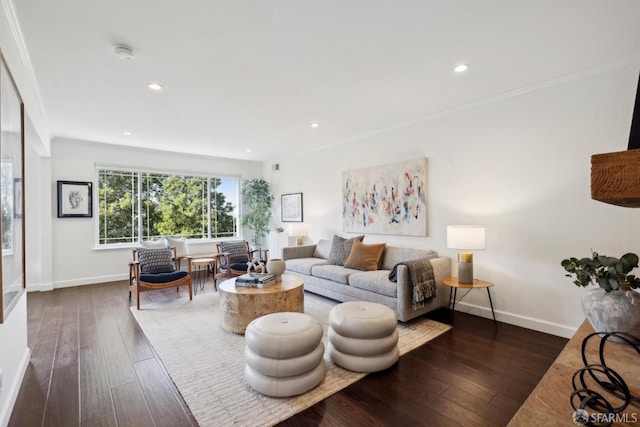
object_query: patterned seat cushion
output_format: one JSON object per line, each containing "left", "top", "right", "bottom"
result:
{"left": 140, "top": 270, "right": 188, "bottom": 283}
{"left": 137, "top": 247, "right": 175, "bottom": 274}
{"left": 220, "top": 241, "right": 250, "bottom": 263}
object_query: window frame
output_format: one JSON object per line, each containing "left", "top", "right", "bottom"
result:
{"left": 95, "top": 165, "right": 241, "bottom": 248}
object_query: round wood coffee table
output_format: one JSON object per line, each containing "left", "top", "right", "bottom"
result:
{"left": 218, "top": 274, "right": 304, "bottom": 334}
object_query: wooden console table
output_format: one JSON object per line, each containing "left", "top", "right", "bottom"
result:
{"left": 508, "top": 320, "right": 640, "bottom": 426}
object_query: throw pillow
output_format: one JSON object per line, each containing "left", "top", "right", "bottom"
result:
{"left": 328, "top": 234, "right": 364, "bottom": 266}
{"left": 137, "top": 247, "right": 175, "bottom": 274}
{"left": 344, "top": 240, "right": 386, "bottom": 271}
{"left": 167, "top": 236, "right": 190, "bottom": 258}
{"left": 140, "top": 237, "right": 168, "bottom": 248}
{"left": 220, "top": 241, "right": 250, "bottom": 263}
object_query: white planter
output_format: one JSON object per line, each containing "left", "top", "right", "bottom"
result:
{"left": 266, "top": 259, "right": 286, "bottom": 281}
{"left": 582, "top": 283, "right": 640, "bottom": 342}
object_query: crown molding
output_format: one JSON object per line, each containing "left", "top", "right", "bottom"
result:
{"left": 1, "top": 0, "right": 51, "bottom": 155}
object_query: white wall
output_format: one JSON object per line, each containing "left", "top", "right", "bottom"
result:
{"left": 50, "top": 138, "right": 263, "bottom": 288}
{"left": 25, "top": 115, "right": 53, "bottom": 291}
{"left": 265, "top": 64, "right": 640, "bottom": 338}
{"left": 0, "top": 293, "right": 29, "bottom": 427}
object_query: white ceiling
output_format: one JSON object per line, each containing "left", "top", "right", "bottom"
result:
{"left": 12, "top": 0, "right": 640, "bottom": 161}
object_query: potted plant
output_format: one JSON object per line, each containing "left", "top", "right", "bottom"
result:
{"left": 561, "top": 251, "right": 640, "bottom": 340}
{"left": 240, "top": 178, "right": 274, "bottom": 248}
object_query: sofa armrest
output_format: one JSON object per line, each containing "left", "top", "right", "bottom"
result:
{"left": 395, "top": 256, "right": 451, "bottom": 321}
{"left": 283, "top": 244, "right": 317, "bottom": 260}
{"left": 429, "top": 257, "right": 451, "bottom": 286}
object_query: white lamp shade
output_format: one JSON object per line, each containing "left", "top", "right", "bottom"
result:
{"left": 288, "top": 223, "right": 309, "bottom": 237}
{"left": 447, "top": 225, "right": 485, "bottom": 250}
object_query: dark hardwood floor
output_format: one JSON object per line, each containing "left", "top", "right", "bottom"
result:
{"left": 9, "top": 278, "right": 567, "bottom": 426}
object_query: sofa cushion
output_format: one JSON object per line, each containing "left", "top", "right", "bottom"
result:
{"left": 286, "top": 258, "right": 328, "bottom": 275}
{"left": 311, "top": 265, "right": 358, "bottom": 285}
{"left": 328, "top": 234, "right": 364, "bottom": 265}
{"left": 313, "top": 239, "right": 332, "bottom": 260}
{"left": 348, "top": 270, "right": 398, "bottom": 298}
{"left": 344, "top": 240, "right": 386, "bottom": 271}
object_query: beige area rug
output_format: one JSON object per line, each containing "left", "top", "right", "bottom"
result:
{"left": 131, "top": 288, "right": 451, "bottom": 427}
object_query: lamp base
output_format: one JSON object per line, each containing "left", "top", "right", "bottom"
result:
{"left": 458, "top": 262, "right": 473, "bottom": 284}
{"left": 296, "top": 236, "right": 304, "bottom": 246}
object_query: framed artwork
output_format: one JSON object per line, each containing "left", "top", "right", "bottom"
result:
{"left": 281, "top": 192, "right": 303, "bottom": 222}
{"left": 342, "top": 158, "right": 428, "bottom": 236}
{"left": 57, "top": 180, "right": 93, "bottom": 218}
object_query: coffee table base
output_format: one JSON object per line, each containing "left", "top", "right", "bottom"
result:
{"left": 219, "top": 275, "right": 304, "bottom": 334}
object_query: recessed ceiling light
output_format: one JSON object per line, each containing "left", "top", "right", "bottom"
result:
{"left": 454, "top": 64, "right": 469, "bottom": 73}
{"left": 123, "top": 131, "right": 132, "bottom": 136}
{"left": 245, "top": 148, "right": 252, "bottom": 153}
{"left": 147, "top": 82, "right": 163, "bottom": 91}
{"left": 310, "top": 123, "right": 319, "bottom": 128}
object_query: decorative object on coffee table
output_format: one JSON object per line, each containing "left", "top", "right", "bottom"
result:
{"left": 266, "top": 258, "right": 286, "bottom": 281}
{"left": 561, "top": 251, "right": 640, "bottom": 341}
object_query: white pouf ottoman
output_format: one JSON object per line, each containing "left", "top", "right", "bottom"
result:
{"left": 244, "top": 312, "right": 325, "bottom": 397}
{"left": 328, "top": 301, "right": 399, "bottom": 372}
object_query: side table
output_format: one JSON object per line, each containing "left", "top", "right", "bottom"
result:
{"left": 192, "top": 258, "right": 215, "bottom": 294}
{"left": 443, "top": 277, "right": 497, "bottom": 327}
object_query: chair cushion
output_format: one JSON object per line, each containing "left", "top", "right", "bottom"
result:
{"left": 140, "top": 270, "right": 188, "bottom": 283}
{"left": 137, "top": 247, "right": 175, "bottom": 274}
{"left": 140, "top": 237, "right": 168, "bottom": 248}
{"left": 220, "top": 241, "right": 249, "bottom": 263}
{"left": 167, "top": 236, "right": 190, "bottom": 258}
{"left": 221, "top": 261, "right": 250, "bottom": 272}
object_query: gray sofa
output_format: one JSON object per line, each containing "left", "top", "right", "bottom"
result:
{"left": 282, "top": 239, "right": 451, "bottom": 322}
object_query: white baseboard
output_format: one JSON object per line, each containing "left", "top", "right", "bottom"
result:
{"left": 26, "top": 282, "right": 53, "bottom": 292}
{"left": 455, "top": 301, "right": 577, "bottom": 338}
{"left": 53, "top": 274, "right": 128, "bottom": 289}
{"left": 0, "top": 347, "right": 31, "bottom": 427}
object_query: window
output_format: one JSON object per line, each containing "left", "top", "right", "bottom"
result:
{"left": 97, "top": 168, "right": 239, "bottom": 245}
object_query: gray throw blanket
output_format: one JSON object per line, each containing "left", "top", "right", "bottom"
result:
{"left": 388, "top": 259, "right": 436, "bottom": 310}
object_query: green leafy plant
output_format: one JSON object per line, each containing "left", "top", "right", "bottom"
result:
{"left": 240, "top": 178, "right": 274, "bottom": 246}
{"left": 561, "top": 251, "right": 640, "bottom": 292}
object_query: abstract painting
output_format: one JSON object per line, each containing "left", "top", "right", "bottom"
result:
{"left": 342, "top": 158, "right": 427, "bottom": 236}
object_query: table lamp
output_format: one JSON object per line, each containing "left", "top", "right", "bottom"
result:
{"left": 289, "top": 223, "right": 309, "bottom": 246}
{"left": 447, "top": 225, "right": 485, "bottom": 284}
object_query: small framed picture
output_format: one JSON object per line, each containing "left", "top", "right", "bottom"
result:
{"left": 281, "top": 192, "right": 303, "bottom": 222}
{"left": 57, "top": 180, "right": 93, "bottom": 218}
